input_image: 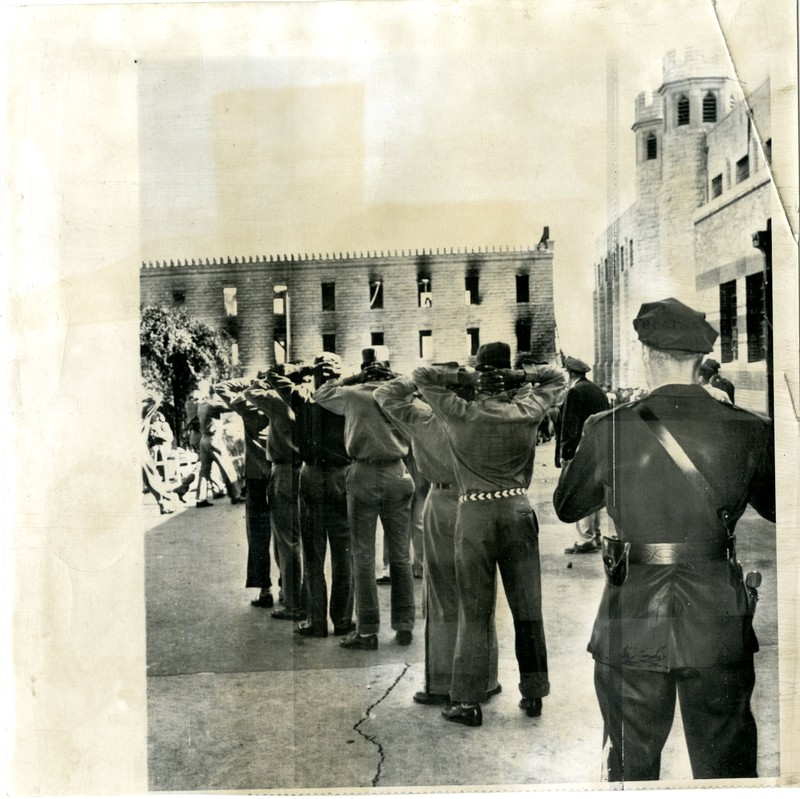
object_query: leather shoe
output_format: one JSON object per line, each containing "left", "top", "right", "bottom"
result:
{"left": 333, "top": 622, "right": 356, "bottom": 636}
{"left": 271, "top": 607, "right": 305, "bottom": 621}
{"left": 519, "top": 697, "right": 543, "bottom": 717}
{"left": 442, "top": 703, "right": 482, "bottom": 727}
{"left": 413, "top": 691, "right": 450, "bottom": 705}
{"left": 486, "top": 684, "right": 502, "bottom": 701}
{"left": 339, "top": 632, "right": 378, "bottom": 650}
{"left": 250, "top": 594, "right": 274, "bottom": 608}
{"left": 395, "top": 630, "right": 413, "bottom": 646}
{"left": 564, "top": 540, "right": 600, "bottom": 554}
{"left": 196, "top": 499, "right": 214, "bottom": 508}
{"left": 376, "top": 574, "right": 391, "bottom": 585}
{"left": 296, "top": 621, "right": 327, "bottom": 638}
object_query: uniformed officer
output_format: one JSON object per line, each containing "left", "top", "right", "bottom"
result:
{"left": 556, "top": 356, "right": 609, "bottom": 554}
{"left": 414, "top": 344, "right": 565, "bottom": 727}
{"left": 698, "top": 358, "right": 735, "bottom": 404}
{"left": 554, "top": 298, "right": 775, "bottom": 781}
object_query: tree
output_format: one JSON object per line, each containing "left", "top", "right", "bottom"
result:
{"left": 140, "top": 306, "right": 233, "bottom": 441}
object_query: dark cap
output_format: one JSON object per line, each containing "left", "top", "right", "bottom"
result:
{"left": 633, "top": 298, "right": 718, "bottom": 353}
{"left": 699, "top": 358, "right": 721, "bottom": 378}
{"left": 361, "top": 345, "right": 390, "bottom": 368}
{"left": 564, "top": 356, "right": 591, "bottom": 374}
{"left": 475, "top": 342, "right": 511, "bottom": 370}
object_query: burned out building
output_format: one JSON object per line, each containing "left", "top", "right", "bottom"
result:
{"left": 140, "top": 233, "right": 558, "bottom": 376}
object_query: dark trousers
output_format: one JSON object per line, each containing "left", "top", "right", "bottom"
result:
{"left": 451, "top": 494, "right": 549, "bottom": 703}
{"left": 594, "top": 659, "right": 758, "bottom": 781}
{"left": 244, "top": 477, "right": 272, "bottom": 589}
{"left": 269, "top": 462, "right": 303, "bottom": 612}
{"left": 346, "top": 460, "right": 415, "bottom": 635}
{"left": 298, "top": 463, "right": 353, "bottom": 631}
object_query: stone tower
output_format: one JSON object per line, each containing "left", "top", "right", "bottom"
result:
{"left": 652, "top": 48, "right": 735, "bottom": 299}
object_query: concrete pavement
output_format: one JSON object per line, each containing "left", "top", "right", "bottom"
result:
{"left": 144, "top": 440, "right": 780, "bottom": 791}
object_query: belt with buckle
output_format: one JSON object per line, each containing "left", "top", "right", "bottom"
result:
{"left": 459, "top": 487, "right": 527, "bottom": 504}
{"left": 627, "top": 539, "right": 730, "bottom": 565}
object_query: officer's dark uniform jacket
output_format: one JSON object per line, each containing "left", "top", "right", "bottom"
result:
{"left": 553, "top": 383, "right": 775, "bottom": 672}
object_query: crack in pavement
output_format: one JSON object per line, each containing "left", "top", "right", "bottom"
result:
{"left": 352, "top": 663, "right": 411, "bottom": 787}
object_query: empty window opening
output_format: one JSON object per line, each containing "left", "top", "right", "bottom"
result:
{"left": 719, "top": 280, "right": 738, "bottom": 363}
{"left": 746, "top": 272, "right": 766, "bottom": 362}
{"left": 516, "top": 320, "right": 532, "bottom": 353}
{"left": 466, "top": 327, "right": 480, "bottom": 356}
{"left": 322, "top": 333, "right": 336, "bottom": 353}
{"left": 418, "top": 277, "right": 432, "bottom": 308}
{"left": 321, "top": 282, "right": 336, "bottom": 311}
{"left": 736, "top": 155, "right": 750, "bottom": 183}
{"left": 765, "top": 139, "right": 772, "bottom": 165}
{"left": 646, "top": 133, "right": 657, "bottom": 160}
{"left": 371, "top": 331, "right": 384, "bottom": 346}
{"left": 369, "top": 279, "right": 383, "bottom": 309}
{"left": 620, "top": 246, "right": 625, "bottom": 271}
{"left": 465, "top": 274, "right": 480, "bottom": 305}
{"left": 711, "top": 174, "right": 723, "bottom": 199}
{"left": 419, "top": 330, "right": 433, "bottom": 360}
{"left": 677, "top": 95, "right": 690, "bottom": 126}
{"left": 223, "top": 286, "right": 238, "bottom": 316}
{"left": 629, "top": 241, "right": 634, "bottom": 268}
{"left": 172, "top": 289, "right": 186, "bottom": 305}
{"left": 516, "top": 274, "right": 530, "bottom": 303}
{"left": 702, "top": 92, "right": 717, "bottom": 123}
{"left": 273, "top": 284, "right": 287, "bottom": 316}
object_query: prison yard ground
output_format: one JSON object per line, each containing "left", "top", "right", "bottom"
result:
{"left": 145, "top": 440, "right": 779, "bottom": 790}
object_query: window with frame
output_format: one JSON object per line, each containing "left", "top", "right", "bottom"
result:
{"left": 419, "top": 330, "right": 433, "bottom": 360}
{"left": 223, "top": 286, "right": 238, "bottom": 316}
{"left": 719, "top": 280, "right": 738, "bottom": 363}
{"left": 746, "top": 272, "right": 766, "bottom": 362}
{"left": 515, "top": 320, "right": 532, "bottom": 353}
{"left": 369, "top": 279, "right": 383, "bottom": 309}
{"left": 418, "top": 276, "right": 432, "bottom": 308}
{"left": 465, "top": 274, "right": 480, "bottom": 305}
{"left": 322, "top": 333, "right": 336, "bottom": 353}
{"left": 516, "top": 274, "right": 530, "bottom": 303}
{"left": 736, "top": 155, "right": 750, "bottom": 183}
{"left": 466, "top": 327, "right": 480, "bottom": 356}
{"left": 702, "top": 92, "right": 717, "bottom": 123}
{"left": 646, "top": 133, "right": 657, "bottom": 160}
{"left": 321, "top": 282, "right": 335, "bottom": 311}
{"left": 677, "top": 94, "right": 690, "bottom": 126}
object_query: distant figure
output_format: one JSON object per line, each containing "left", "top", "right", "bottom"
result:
{"left": 556, "top": 356, "right": 609, "bottom": 555}
{"left": 699, "top": 358, "right": 735, "bottom": 404}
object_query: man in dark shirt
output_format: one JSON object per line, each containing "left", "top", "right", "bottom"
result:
{"left": 698, "top": 357, "right": 736, "bottom": 403}
{"left": 267, "top": 353, "right": 354, "bottom": 638}
{"left": 413, "top": 344, "right": 565, "bottom": 727}
{"left": 554, "top": 298, "right": 775, "bottom": 782}
{"left": 556, "top": 356, "right": 609, "bottom": 554}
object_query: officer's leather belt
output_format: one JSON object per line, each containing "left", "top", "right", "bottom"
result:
{"left": 353, "top": 457, "right": 402, "bottom": 465}
{"left": 459, "top": 487, "right": 527, "bottom": 504}
{"left": 627, "top": 539, "right": 730, "bottom": 565}
{"left": 431, "top": 482, "right": 453, "bottom": 490}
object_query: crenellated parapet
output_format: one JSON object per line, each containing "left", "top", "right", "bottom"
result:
{"left": 141, "top": 239, "right": 553, "bottom": 270}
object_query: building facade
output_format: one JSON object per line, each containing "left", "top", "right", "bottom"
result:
{"left": 594, "top": 49, "right": 773, "bottom": 414}
{"left": 140, "top": 236, "right": 557, "bottom": 377}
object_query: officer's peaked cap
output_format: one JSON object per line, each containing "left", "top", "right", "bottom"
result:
{"left": 564, "top": 356, "right": 591, "bottom": 374}
{"left": 633, "top": 298, "right": 718, "bottom": 353}
{"left": 475, "top": 342, "right": 511, "bottom": 370}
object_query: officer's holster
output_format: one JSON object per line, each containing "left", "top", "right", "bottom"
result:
{"left": 601, "top": 536, "right": 631, "bottom": 587}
